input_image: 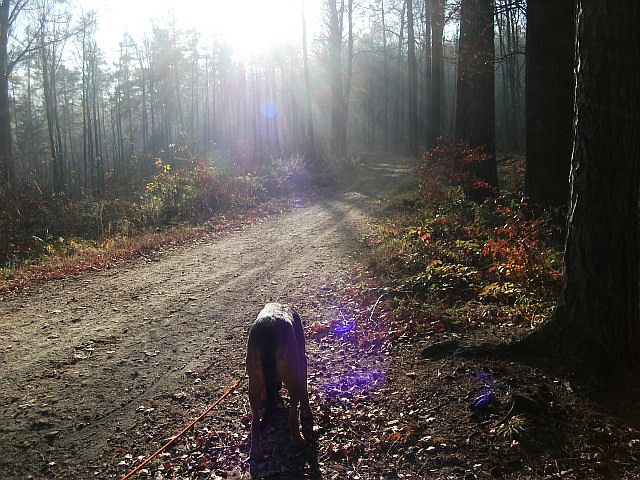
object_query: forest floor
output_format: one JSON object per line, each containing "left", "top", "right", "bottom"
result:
{"left": 1, "top": 156, "right": 639, "bottom": 480}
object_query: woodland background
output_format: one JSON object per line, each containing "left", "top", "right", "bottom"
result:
{"left": 0, "top": 0, "right": 638, "bottom": 374}
{"left": 0, "top": 0, "right": 527, "bottom": 258}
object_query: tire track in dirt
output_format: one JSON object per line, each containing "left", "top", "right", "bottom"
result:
{"left": 0, "top": 188, "right": 390, "bottom": 479}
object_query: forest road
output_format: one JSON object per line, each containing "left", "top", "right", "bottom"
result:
{"left": 0, "top": 157, "right": 415, "bottom": 479}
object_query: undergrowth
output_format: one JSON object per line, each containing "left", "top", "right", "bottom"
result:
{"left": 365, "top": 139, "right": 563, "bottom": 337}
{"left": 0, "top": 147, "right": 316, "bottom": 281}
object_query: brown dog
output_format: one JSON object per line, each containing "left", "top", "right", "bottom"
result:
{"left": 246, "top": 303, "right": 312, "bottom": 460}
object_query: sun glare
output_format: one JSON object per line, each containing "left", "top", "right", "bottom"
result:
{"left": 205, "top": 0, "right": 303, "bottom": 59}
{"left": 87, "top": 0, "right": 307, "bottom": 61}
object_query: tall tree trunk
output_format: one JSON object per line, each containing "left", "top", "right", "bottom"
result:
{"left": 115, "top": 88, "right": 124, "bottom": 173}
{"left": 25, "top": 57, "right": 34, "bottom": 174}
{"left": 422, "top": 0, "right": 431, "bottom": 147}
{"left": 251, "top": 65, "right": 260, "bottom": 163}
{"left": 344, "top": 0, "right": 354, "bottom": 152}
{"left": 138, "top": 48, "right": 149, "bottom": 154}
{"left": 392, "top": 0, "right": 406, "bottom": 145}
{"left": 0, "top": 0, "right": 13, "bottom": 189}
{"left": 0, "top": 0, "right": 10, "bottom": 262}
{"left": 495, "top": 6, "right": 511, "bottom": 150}
{"left": 455, "top": 0, "right": 497, "bottom": 199}
{"left": 189, "top": 50, "right": 198, "bottom": 152}
{"left": 505, "top": 8, "right": 520, "bottom": 150}
{"left": 91, "top": 52, "right": 102, "bottom": 197}
{"left": 406, "top": 0, "right": 418, "bottom": 154}
{"left": 430, "top": 0, "right": 444, "bottom": 148}
{"left": 523, "top": 0, "right": 640, "bottom": 372}
{"left": 81, "top": 25, "right": 89, "bottom": 191}
{"left": 328, "top": 0, "right": 347, "bottom": 159}
{"left": 40, "top": 23, "right": 64, "bottom": 194}
{"left": 301, "top": 0, "right": 315, "bottom": 155}
{"left": 203, "top": 52, "right": 210, "bottom": 150}
{"left": 524, "top": 0, "right": 575, "bottom": 210}
{"left": 381, "top": 0, "right": 389, "bottom": 151}
{"left": 210, "top": 50, "right": 217, "bottom": 145}
{"left": 52, "top": 66, "right": 65, "bottom": 188}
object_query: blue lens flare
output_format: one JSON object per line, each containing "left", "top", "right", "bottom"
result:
{"left": 259, "top": 100, "right": 277, "bottom": 119}
{"left": 317, "top": 369, "right": 386, "bottom": 399}
{"left": 469, "top": 371, "right": 499, "bottom": 410}
{"left": 315, "top": 301, "right": 387, "bottom": 401}
{"left": 472, "top": 387, "right": 496, "bottom": 410}
{"left": 469, "top": 371, "right": 498, "bottom": 385}
{"left": 333, "top": 320, "right": 355, "bottom": 333}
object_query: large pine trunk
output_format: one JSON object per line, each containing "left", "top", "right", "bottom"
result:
{"left": 524, "top": 0, "right": 575, "bottom": 211}
{"left": 301, "top": 0, "right": 315, "bottom": 155}
{"left": 421, "top": 0, "right": 431, "bottom": 148}
{"left": 454, "top": 0, "right": 497, "bottom": 199}
{"left": 525, "top": 1, "right": 640, "bottom": 371}
{"left": 328, "top": 0, "right": 347, "bottom": 160}
{"left": 0, "top": 1, "right": 14, "bottom": 262}
{"left": 0, "top": 0, "right": 12, "bottom": 188}
{"left": 406, "top": 0, "right": 418, "bottom": 154}
{"left": 429, "top": 0, "right": 444, "bottom": 148}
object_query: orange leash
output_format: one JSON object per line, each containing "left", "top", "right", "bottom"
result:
{"left": 121, "top": 378, "right": 242, "bottom": 480}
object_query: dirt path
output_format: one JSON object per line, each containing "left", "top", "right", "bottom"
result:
{"left": 0, "top": 159, "right": 415, "bottom": 479}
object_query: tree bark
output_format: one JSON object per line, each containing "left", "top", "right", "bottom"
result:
{"left": 524, "top": 0, "right": 575, "bottom": 211}
{"left": 455, "top": 0, "right": 497, "bottom": 199}
{"left": 429, "top": 0, "right": 444, "bottom": 148}
{"left": 328, "top": 0, "right": 347, "bottom": 159}
{"left": 301, "top": 0, "right": 315, "bottom": 155}
{"left": 523, "top": 0, "right": 640, "bottom": 372}
{"left": 0, "top": 0, "right": 13, "bottom": 189}
{"left": 391, "top": 0, "right": 406, "bottom": 145}
{"left": 91, "top": 45, "right": 102, "bottom": 197}
{"left": 381, "top": 0, "right": 389, "bottom": 151}
{"left": 40, "top": 18, "right": 65, "bottom": 194}
{"left": 0, "top": 1, "right": 9, "bottom": 262}
{"left": 406, "top": 0, "right": 418, "bottom": 154}
{"left": 344, "top": 0, "right": 354, "bottom": 152}
{"left": 421, "top": 0, "right": 431, "bottom": 147}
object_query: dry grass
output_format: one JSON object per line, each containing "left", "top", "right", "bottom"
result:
{"left": 0, "top": 228, "right": 192, "bottom": 293}
{"left": 0, "top": 199, "right": 290, "bottom": 294}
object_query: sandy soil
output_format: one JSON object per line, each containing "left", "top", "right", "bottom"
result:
{"left": 0, "top": 160, "right": 415, "bottom": 479}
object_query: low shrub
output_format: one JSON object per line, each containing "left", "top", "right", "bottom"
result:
{"left": 366, "top": 140, "right": 562, "bottom": 335}
{"left": 0, "top": 150, "right": 307, "bottom": 267}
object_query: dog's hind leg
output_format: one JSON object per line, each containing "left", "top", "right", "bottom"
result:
{"left": 247, "top": 345, "right": 266, "bottom": 460}
{"left": 248, "top": 373, "right": 265, "bottom": 460}
{"left": 293, "top": 312, "right": 313, "bottom": 425}
{"left": 278, "top": 340, "right": 306, "bottom": 446}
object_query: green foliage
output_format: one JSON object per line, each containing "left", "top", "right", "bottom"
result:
{"left": 0, "top": 150, "right": 312, "bottom": 267}
{"left": 411, "top": 260, "right": 481, "bottom": 294}
{"left": 258, "top": 154, "right": 313, "bottom": 193}
{"left": 419, "top": 138, "right": 496, "bottom": 205}
{"left": 365, "top": 141, "right": 562, "bottom": 335}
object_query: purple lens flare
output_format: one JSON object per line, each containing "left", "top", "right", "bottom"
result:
{"left": 317, "top": 369, "right": 386, "bottom": 399}
{"left": 469, "top": 371, "right": 499, "bottom": 410}
{"left": 259, "top": 100, "right": 278, "bottom": 119}
{"left": 332, "top": 319, "right": 355, "bottom": 334}
{"left": 472, "top": 387, "right": 496, "bottom": 410}
{"left": 469, "top": 371, "right": 498, "bottom": 385}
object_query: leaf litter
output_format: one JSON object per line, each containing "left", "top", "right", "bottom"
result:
{"left": 111, "top": 269, "right": 640, "bottom": 479}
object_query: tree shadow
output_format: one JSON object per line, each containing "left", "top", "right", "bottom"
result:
{"left": 449, "top": 338, "right": 640, "bottom": 430}
{"left": 249, "top": 399, "right": 321, "bottom": 480}
{"left": 411, "top": 337, "right": 639, "bottom": 477}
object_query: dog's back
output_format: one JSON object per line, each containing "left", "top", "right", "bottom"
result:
{"left": 246, "top": 303, "right": 310, "bottom": 459}
{"left": 247, "top": 305, "right": 294, "bottom": 402}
